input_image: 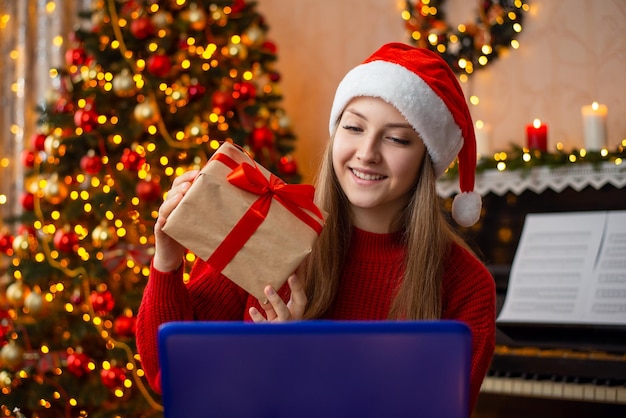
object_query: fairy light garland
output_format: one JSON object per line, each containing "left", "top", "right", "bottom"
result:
{"left": 401, "top": 1, "right": 625, "bottom": 177}
{"left": 443, "top": 139, "right": 626, "bottom": 178}
{"left": 402, "top": 0, "right": 528, "bottom": 78}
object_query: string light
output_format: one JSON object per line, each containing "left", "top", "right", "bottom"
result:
{"left": 402, "top": 0, "right": 526, "bottom": 76}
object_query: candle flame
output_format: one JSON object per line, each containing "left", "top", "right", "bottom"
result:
{"left": 592, "top": 101, "right": 599, "bottom": 110}
{"left": 533, "top": 118, "right": 541, "bottom": 128}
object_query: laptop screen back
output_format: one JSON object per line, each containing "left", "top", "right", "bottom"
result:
{"left": 158, "top": 320, "right": 471, "bottom": 418}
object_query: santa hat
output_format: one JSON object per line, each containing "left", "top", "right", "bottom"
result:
{"left": 328, "top": 42, "right": 481, "bottom": 227}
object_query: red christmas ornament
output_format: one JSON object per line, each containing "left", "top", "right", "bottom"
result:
{"left": 188, "top": 83, "right": 206, "bottom": 101}
{"left": 80, "top": 152, "right": 102, "bottom": 175}
{"left": 19, "top": 192, "right": 35, "bottom": 212}
{"left": 0, "top": 233, "right": 13, "bottom": 255}
{"left": 269, "top": 71, "right": 281, "bottom": 83}
{"left": 233, "top": 81, "right": 256, "bottom": 101}
{"left": 277, "top": 155, "right": 298, "bottom": 176}
{"left": 54, "top": 96, "right": 74, "bottom": 113}
{"left": 130, "top": 16, "right": 154, "bottom": 39}
{"left": 250, "top": 126, "right": 275, "bottom": 150}
{"left": 177, "top": 38, "right": 189, "bottom": 51}
{"left": 136, "top": 179, "right": 162, "bottom": 202}
{"left": 146, "top": 54, "right": 171, "bottom": 77}
{"left": 230, "top": 0, "right": 246, "bottom": 14}
{"left": 74, "top": 108, "right": 99, "bottom": 132}
{"left": 100, "top": 366, "right": 126, "bottom": 389}
{"left": 0, "top": 309, "right": 11, "bottom": 345}
{"left": 90, "top": 290, "right": 115, "bottom": 314}
{"left": 70, "top": 288, "right": 83, "bottom": 305}
{"left": 113, "top": 315, "right": 136, "bottom": 338}
{"left": 262, "top": 41, "right": 277, "bottom": 54}
{"left": 21, "top": 149, "right": 36, "bottom": 168}
{"left": 53, "top": 228, "right": 79, "bottom": 253}
{"left": 17, "top": 224, "right": 36, "bottom": 237}
{"left": 120, "top": 148, "right": 145, "bottom": 171}
{"left": 65, "top": 47, "right": 87, "bottom": 66}
{"left": 211, "top": 90, "right": 234, "bottom": 113}
{"left": 66, "top": 352, "right": 91, "bottom": 377}
{"left": 31, "top": 133, "right": 47, "bottom": 151}
{"left": 120, "top": 0, "right": 142, "bottom": 16}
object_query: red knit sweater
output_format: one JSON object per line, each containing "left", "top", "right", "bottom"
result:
{"left": 136, "top": 228, "right": 495, "bottom": 411}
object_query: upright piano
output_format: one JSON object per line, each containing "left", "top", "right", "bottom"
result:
{"left": 438, "top": 163, "right": 626, "bottom": 417}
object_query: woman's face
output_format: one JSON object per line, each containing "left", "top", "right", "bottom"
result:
{"left": 332, "top": 96, "right": 426, "bottom": 232}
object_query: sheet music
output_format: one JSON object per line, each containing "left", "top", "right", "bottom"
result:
{"left": 497, "top": 210, "right": 626, "bottom": 325}
{"left": 584, "top": 211, "right": 626, "bottom": 324}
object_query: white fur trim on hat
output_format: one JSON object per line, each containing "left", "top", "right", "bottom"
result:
{"left": 328, "top": 60, "right": 463, "bottom": 178}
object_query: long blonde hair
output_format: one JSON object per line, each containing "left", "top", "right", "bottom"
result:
{"left": 300, "top": 135, "right": 466, "bottom": 320}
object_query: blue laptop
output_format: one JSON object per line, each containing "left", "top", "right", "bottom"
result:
{"left": 158, "top": 320, "right": 471, "bottom": 418}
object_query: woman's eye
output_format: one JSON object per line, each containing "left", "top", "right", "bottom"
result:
{"left": 387, "top": 136, "right": 410, "bottom": 145}
{"left": 341, "top": 125, "right": 362, "bottom": 132}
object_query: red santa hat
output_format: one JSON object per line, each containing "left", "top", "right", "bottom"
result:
{"left": 328, "top": 42, "right": 481, "bottom": 227}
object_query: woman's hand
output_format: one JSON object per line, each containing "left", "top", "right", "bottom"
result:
{"left": 152, "top": 169, "right": 199, "bottom": 272}
{"left": 249, "top": 274, "right": 307, "bottom": 322}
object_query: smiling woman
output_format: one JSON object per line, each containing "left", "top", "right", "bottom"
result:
{"left": 137, "top": 41, "right": 496, "bottom": 416}
{"left": 402, "top": 0, "right": 527, "bottom": 76}
{"left": 332, "top": 97, "right": 427, "bottom": 233}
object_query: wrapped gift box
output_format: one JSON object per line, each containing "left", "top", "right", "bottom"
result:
{"left": 162, "top": 142, "right": 325, "bottom": 300}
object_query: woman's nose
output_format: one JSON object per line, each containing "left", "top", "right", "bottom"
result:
{"left": 355, "top": 135, "right": 381, "bottom": 163}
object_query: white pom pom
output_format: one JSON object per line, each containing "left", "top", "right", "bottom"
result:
{"left": 451, "top": 191, "right": 481, "bottom": 227}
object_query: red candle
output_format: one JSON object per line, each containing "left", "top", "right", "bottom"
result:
{"left": 526, "top": 119, "right": 548, "bottom": 151}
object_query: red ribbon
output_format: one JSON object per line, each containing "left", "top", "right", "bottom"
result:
{"left": 206, "top": 152, "right": 324, "bottom": 273}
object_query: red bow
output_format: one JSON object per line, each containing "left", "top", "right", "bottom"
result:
{"left": 206, "top": 153, "right": 324, "bottom": 274}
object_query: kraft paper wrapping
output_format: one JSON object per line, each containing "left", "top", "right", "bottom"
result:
{"left": 162, "top": 142, "right": 325, "bottom": 300}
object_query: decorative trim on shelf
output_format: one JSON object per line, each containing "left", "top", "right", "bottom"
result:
{"left": 437, "top": 162, "right": 626, "bottom": 197}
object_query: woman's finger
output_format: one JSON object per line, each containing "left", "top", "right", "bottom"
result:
{"left": 248, "top": 307, "right": 267, "bottom": 323}
{"left": 286, "top": 274, "right": 307, "bottom": 319}
{"left": 261, "top": 286, "right": 291, "bottom": 321}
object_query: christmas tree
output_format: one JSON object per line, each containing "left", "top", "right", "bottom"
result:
{"left": 0, "top": 0, "right": 299, "bottom": 416}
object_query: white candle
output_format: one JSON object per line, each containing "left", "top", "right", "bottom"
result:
{"left": 475, "top": 120, "right": 492, "bottom": 159}
{"left": 581, "top": 102, "right": 608, "bottom": 151}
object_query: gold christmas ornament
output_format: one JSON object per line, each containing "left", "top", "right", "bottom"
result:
{"left": 43, "top": 174, "right": 69, "bottom": 205}
{"left": 242, "top": 25, "right": 264, "bottom": 46}
{"left": 6, "top": 281, "right": 30, "bottom": 307}
{"left": 184, "top": 119, "right": 209, "bottom": 143}
{"left": 226, "top": 42, "right": 248, "bottom": 60}
{"left": 211, "top": 8, "right": 228, "bottom": 26}
{"left": 112, "top": 69, "right": 136, "bottom": 98}
{"left": 182, "top": 3, "right": 207, "bottom": 31}
{"left": 133, "top": 100, "right": 160, "bottom": 125}
{"left": 0, "top": 342, "right": 25, "bottom": 370}
{"left": 166, "top": 83, "right": 189, "bottom": 107}
{"left": 0, "top": 370, "right": 12, "bottom": 389}
{"left": 44, "top": 133, "right": 64, "bottom": 157}
{"left": 11, "top": 233, "right": 37, "bottom": 258}
{"left": 151, "top": 10, "right": 173, "bottom": 30}
{"left": 277, "top": 113, "right": 292, "bottom": 130}
{"left": 24, "top": 290, "right": 45, "bottom": 315}
{"left": 39, "top": 122, "right": 53, "bottom": 136}
{"left": 92, "top": 222, "right": 118, "bottom": 249}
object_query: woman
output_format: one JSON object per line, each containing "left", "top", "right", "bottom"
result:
{"left": 137, "top": 42, "right": 495, "bottom": 412}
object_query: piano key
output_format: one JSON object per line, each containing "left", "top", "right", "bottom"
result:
{"left": 618, "top": 385, "right": 626, "bottom": 403}
{"left": 480, "top": 376, "right": 626, "bottom": 404}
